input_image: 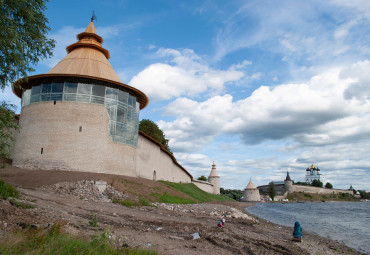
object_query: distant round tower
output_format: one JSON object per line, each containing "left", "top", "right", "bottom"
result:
{"left": 284, "top": 171, "right": 293, "bottom": 194}
{"left": 208, "top": 162, "right": 220, "bottom": 195}
{"left": 243, "top": 178, "right": 261, "bottom": 202}
{"left": 11, "top": 20, "right": 148, "bottom": 175}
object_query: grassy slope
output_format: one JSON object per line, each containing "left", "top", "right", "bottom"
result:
{"left": 159, "top": 181, "right": 233, "bottom": 203}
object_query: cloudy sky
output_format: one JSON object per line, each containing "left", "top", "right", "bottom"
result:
{"left": 2, "top": 0, "right": 370, "bottom": 190}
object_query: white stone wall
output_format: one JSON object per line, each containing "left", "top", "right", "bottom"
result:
{"left": 12, "top": 101, "right": 193, "bottom": 185}
{"left": 13, "top": 102, "right": 136, "bottom": 176}
{"left": 192, "top": 179, "right": 214, "bottom": 193}
{"left": 290, "top": 185, "right": 353, "bottom": 195}
{"left": 135, "top": 134, "right": 192, "bottom": 183}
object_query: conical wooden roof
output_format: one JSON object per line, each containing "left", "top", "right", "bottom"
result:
{"left": 47, "top": 21, "right": 119, "bottom": 82}
{"left": 209, "top": 162, "right": 219, "bottom": 177}
{"left": 12, "top": 21, "right": 148, "bottom": 109}
{"left": 245, "top": 179, "right": 257, "bottom": 190}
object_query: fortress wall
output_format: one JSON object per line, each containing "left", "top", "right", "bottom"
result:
{"left": 291, "top": 185, "right": 353, "bottom": 195}
{"left": 258, "top": 184, "right": 286, "bottom": 195}
{"left": 136, "top": 134, "right": 192, "bottom": 183}
{"left": 192, "top": 179, "right": 214, "bottom": 193}
{"left": 12, "top": 102, "right": 193, "bottom": 186}
{"left": 12, "top": 102, "right": 137, "bottom": 176}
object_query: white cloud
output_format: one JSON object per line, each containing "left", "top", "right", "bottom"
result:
{"left": 129, "top": 48, "right": 247, "bottom": 101}
{"left": 159, "top": 62, "right": 369, "bottom": 151}
{"left": 330, "top": 0, "right": 370, "bottom": 19}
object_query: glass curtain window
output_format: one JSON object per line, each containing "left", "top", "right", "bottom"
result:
{"left": 21, "top": 82, "right": 140, "bottom": 147}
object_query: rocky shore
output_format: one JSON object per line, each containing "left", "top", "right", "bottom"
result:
{"left": 0, "top": 168, "right": 365, "bottom": 254}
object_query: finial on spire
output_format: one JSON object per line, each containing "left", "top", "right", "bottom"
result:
{"left": 91, "top": 11, "right": 97, "bottom": 22}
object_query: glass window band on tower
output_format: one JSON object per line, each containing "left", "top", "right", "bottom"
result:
{"left": 22, "top": 82, "right": 140, "bottom": 148}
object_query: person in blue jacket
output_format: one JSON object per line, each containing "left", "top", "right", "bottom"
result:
{"left": 292, "top": 221, "right": 303, "bottom": 241}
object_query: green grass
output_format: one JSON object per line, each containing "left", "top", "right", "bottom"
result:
{"left": 0, "top": 177, "right": 19, "bottom": 199}
{"left": 159, "top": 181, "right": 233, "bottom": 203}
{"left": 113, "top": 198, "right": 153, "bottom": 207}
{"left": 0, "top": 224, "right": 157, "bottom": 255}
{"left": 10, "top": 200, "right": 35, "bottom": 209}
{"left": 88, "top": 213, "right": 99, "bottom": 227}
{"left": 159, "top": 192, "right": 194, "bottom": 204}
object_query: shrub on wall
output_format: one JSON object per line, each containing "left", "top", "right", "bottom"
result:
{"left": 139, "top": 119, "right": 172, "bottom": 153}
{"left": 197, "top": 176, "right": 207, "bottom": 181}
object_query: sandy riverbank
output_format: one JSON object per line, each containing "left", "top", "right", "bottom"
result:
{"left": 0, "top": 168, "right": 364, "bottom": 255}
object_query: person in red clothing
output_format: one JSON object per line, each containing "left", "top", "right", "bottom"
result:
{"left": 217, "top": 218, "right": 225, "bottom": 228}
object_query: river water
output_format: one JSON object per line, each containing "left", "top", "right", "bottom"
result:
{"left": 245, "top": 202, "right": 370, "bottom": 253}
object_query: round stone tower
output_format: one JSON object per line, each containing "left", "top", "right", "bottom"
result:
{"left": 243, "top": 179, "right": 261, "bottom": 202}
{"left": 208, "top": 162, "right": 220, "bottom": 195}
{"left": 284, "top": 171, "right": 293, "bottom": 194}
{"left": 11, "top": 20, "right": 148, "bottom": 175}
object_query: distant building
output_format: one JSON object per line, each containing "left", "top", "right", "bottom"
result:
{"left": 305, "top": 163, "right": 326, "bottom": 184}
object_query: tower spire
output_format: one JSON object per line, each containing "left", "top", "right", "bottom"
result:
{"left": 91, "top": 11, "right": 97, "bottom": 22}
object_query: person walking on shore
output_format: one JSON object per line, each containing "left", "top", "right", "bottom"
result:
{"left": 292, "top": 221, "right": 303, "bottom": 242}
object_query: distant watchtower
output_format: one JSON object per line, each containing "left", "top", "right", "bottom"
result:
{"left": 208, "top": 162, "right": 220, "bottom": 195}
{"left": 284, "top": 171, "right": 293, "bottom": 193}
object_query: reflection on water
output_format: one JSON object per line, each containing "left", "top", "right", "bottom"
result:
{"left": 245, "top": 202, "right": 370, "bottom": 253}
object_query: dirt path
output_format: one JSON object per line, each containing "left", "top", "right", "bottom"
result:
{"left": 0, "top": 167, "right": 362, "bottom": 255}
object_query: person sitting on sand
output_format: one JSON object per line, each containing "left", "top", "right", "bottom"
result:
{"left": 217, "top": 218, "right": 225, "bottom": 228}
{"left": 292, "top": 221, "right": 303, "bottom": 242}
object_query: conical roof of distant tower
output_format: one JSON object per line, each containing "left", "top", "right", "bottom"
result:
{"left": 245, "top": 179, "right": 257, "bottom": 190}
{"left": 209, "top": 162, "right": 219, "bottom": 177}
{"left": 12, "top": 20, "right": 148, "bottom": 109}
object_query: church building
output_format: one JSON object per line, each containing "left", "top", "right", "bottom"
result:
{"left": 305, "top": 163, "right": 326, "bottom": 184}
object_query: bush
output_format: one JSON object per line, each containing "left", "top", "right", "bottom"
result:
{"left": 359, "top": 190, "right": 370, "bottom": 199}
{"left": 88, "top": 213, "right": 99, "bottom": 227}
{"left": 311, "top": 179, "right": 323, "bottom": 188}
{"left": 325, "top": 182, "right": 333, "bottom": 189}
{"left": 0, "top": 177, "right": 19, "bottom": 199}
{"left": 220, "top": 188, "right": 243, "bottom": 200}
{"left": 197, "top": 176, "right": 207, "bottom": 181}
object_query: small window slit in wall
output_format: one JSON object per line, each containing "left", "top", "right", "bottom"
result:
{"left": 41, "top": 148, "right": 43, "bottom": 154}
{"left": 79, "top": 126, "right": 82, "bottom": 132}
{"left": 54, "top": 100, "right": 56, "bottom": 105}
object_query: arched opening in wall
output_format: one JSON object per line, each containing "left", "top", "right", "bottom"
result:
{"left": 153, "top": 170, "right": 157, "bottom": 181}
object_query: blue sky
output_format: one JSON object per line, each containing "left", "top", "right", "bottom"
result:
{"left": 2, "top": 0, "right": 370, "bottom": 190}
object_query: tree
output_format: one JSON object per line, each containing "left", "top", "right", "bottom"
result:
{"left": 325, "top": 182, "right": 333, "bottom": 189}
{"left": 359, "top": 190, "right": 370, "bottom": 199}
{"left": 0, "top": 0, "right": 55, "bottom": 89}
{"left": 197, "top": 176, "right": 207, "bottom": 181}
{"left": 0, "top": 102, "right": 19, "bottom": 166}
{"left": 268, "top": 182, "right": 276, "bottom": 201}
{"left": 139, "top": 119, "right": 172, "bottom": 153}
{"left": 311, "top": 179, "right": 323, "bottom": 188}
